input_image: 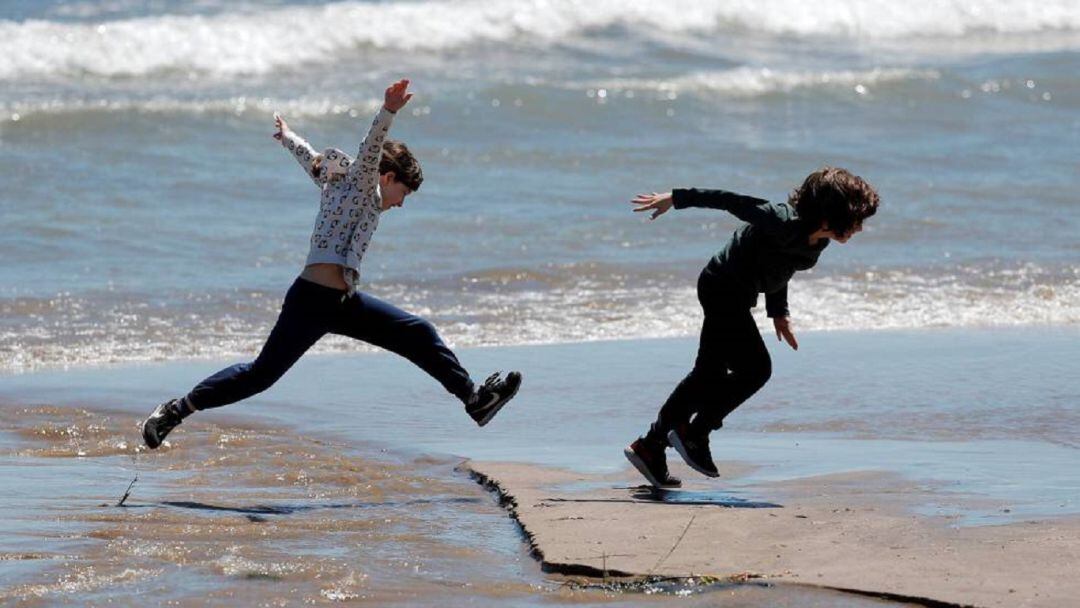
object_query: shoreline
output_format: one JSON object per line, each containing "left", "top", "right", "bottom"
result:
{"left": 3, "top": 327, "right": 1078, "bottom": 518}
{"left": 3, "top": 322, "right": 1077, "bottom": 378}
{"left": 2, "top": 327, "right": 1078, "bottom": 605}
{"left": 0, "top": 403, "right": 901, "bottom": 607}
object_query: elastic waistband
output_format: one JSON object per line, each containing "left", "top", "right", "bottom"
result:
{"left": 698, "top": 268, "right": 756, "bottom": 309}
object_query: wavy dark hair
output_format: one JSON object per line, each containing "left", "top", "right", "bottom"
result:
{"left": 379, "top": 139, "right": 423, "bottom": 192}
{"left": 788, "top": 167, "right": 879, "bottom": 237}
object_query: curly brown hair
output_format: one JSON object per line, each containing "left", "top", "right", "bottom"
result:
{"left": 379, "top": 140, "right": 423, "bottom": 192}
{"left": 788, "top": 167, "right": 879, "bottom": 237}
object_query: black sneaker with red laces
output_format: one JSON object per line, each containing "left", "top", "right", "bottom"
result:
{"left": 624, "top": 437, "right": 681, "bottom": 488}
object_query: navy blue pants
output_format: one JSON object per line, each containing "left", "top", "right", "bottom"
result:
{"left": 646, "top": 272, "right": 772, "bottom": 444}
{"left": 187, "top": 278, "right": 475, "bottom": 410}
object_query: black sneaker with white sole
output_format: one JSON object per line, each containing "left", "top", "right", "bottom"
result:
{"left": 142, "top": 399, "right": 184, "bottom": 449}
{"left": 667, "top": 425, "right": 719, "bottom": 478}
{"left": 624, "top": 438, "right": 682, "bottom": 488}
{"left": 466, "top": 371, "right": 522, "bottom": 427}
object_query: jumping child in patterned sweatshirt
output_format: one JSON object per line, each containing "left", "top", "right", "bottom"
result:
{"left": 141, "top": 79, "right": 521, "bottom": 449}
{"left": 624, "top": 169, "right": 879, "bottom": 487}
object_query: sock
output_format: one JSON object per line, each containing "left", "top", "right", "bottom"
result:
{"left": 462, "top": 379, "right": 478, "bottom": 406}
{"left": 171, "top": 397, "right": 197, "bottom": 419}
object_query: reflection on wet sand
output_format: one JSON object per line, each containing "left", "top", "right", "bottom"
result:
{"left": 0, "top": 405, "right": 544, "bottom": 605}
{"left": 0, "top": 405, "right": 916, "bottom": 607}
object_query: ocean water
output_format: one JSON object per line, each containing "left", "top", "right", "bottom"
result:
{"left": 1, "top": 0, "right": 1077, "bottom": 371}
{"left": 3, "top": 3, "right": 1078, "bottom": 603}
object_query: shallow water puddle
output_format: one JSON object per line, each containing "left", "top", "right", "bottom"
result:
{"left": 0, "top": 405, "right": 545, "bottom": 604}
{"left": 0, "top": 404, "right": 919, "bottom": 606}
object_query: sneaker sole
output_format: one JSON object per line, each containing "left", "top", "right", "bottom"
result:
{"left": 623, "top": 447, "right": 664, "bottom": 488}
{"left": 667, "top": 430, "right": 720, "bottom": 478}
{"left": 476, "top": 372, "right": 522, "bottom": 427}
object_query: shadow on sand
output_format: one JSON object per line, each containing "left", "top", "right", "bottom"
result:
{"left": 543, "top": 487, "right": 782, "bottom": 509}
{"left": 112, "top": 496, "right": 484, "bottom": 521}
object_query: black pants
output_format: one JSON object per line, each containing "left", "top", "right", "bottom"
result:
{"left": 187, "top": 278, "right": 475, "bottom": 410}
{"left": 646, "top": 272, "right": 771, "bottom": 444}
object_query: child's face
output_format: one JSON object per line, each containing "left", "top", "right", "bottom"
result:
{"left": 820, "top": 221, "right": 864, "bottom": 245}
{"left": 829, "top": 221, "right": 864, "bottom": 242}
{"left": 379, "top": 173, "right": 413, "bottom": 211}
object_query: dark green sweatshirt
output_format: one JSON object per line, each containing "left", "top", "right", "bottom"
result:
{"left": 672, "top": 187, "right": 828, "bottom": 318}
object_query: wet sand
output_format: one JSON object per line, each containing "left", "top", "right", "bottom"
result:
{"left": 2, "top": 327, "right": 1077, "bottom": 605}
{"left": 0, "top": 405, "right": 900, "bottom": 607}
{"left": 463, "top": 460, "right": 1080, "bottom": 607}
{"left": 0, "top": 406, "right": 549, "bottom": 606}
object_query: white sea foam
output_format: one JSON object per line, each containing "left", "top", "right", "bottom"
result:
{"left": 0, "top": 66, "right": 935, "bottom": 123}
{"left": 588, "top": 67, "right": 940, "bottom": 98}
{"left": 0, "top": 95, "right": 382, "bottom": 123}
{"left": 1, "top": 0, "right": 1078, "bottom": 81}
{"left": 2, "top": 266, "right": 1076, "bottom": 372}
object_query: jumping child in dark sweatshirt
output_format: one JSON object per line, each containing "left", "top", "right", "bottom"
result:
{"left": 624, "top": 168, "right": 879, "bottom": 487}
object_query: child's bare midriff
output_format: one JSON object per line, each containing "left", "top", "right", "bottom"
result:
{"left": 300, "top": 263, "right": 349, "bottom": 290}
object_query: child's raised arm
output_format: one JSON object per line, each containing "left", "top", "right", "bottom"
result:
{"left": 346, "top": 79, "right": 413, "bottom": 190}
{"left": 634, "top": 188, "right": 780, "bottom": 227}
{"left": 671, "top": 188, "right": 769, "bottom": 216}
{"left": 273, "top": 113, "right": 324, "bottom": 188}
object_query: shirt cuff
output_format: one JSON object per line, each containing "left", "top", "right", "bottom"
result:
{"left": 671, "top": 189, "right": 693, "bottom": 210}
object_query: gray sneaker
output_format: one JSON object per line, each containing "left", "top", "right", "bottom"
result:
{"left": 141, "top": 399, "right": 183, "bottom": 449}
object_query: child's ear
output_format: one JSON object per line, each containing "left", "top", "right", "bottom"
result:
{"left": 381, "top": 171, "right": 397, "bottom": 185}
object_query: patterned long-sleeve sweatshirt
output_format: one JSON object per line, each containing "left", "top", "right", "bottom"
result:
{"left": 278, "top": 106, "right": 395, "bottom": 292}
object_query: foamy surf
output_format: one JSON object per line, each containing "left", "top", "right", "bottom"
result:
{"left": 2, "top": 265, "right": 1076, "bottom": 372}
{"left": 0, "top": 67, "right": 938, "bottom": 124}
{"left": 0, "top": 95, "right": 384, "bottom": 124}
{"left": 2, "top": 0, "right": 1079, "bottom": 80}
{"left": 586, "top": 67, "right": 941, "bottom": 98}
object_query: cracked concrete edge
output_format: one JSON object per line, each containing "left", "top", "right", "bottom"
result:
{"left": 457, "top": 460, "right": 979, "bottom": 608}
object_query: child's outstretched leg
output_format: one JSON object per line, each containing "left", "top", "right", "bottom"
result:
{"left": 627, "top": 286, "right": 770, "bottom": 484}
{"left": 662, "top": 304, "right": 770, "bottom": 478}
{"left": 141, "top": 279, "right": 333, "bottom": 448}
{"left": 626, "top": 314, "right": 729, "bottom": 483}
{"left": 334, "top": 291, "right": 521, "bottom": 426}
{"left": 681, "top": 311, "right": 771, "bottom": 435}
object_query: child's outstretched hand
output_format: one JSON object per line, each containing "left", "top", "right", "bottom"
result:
{"left": 383, "top": 79, "right": 413, "bottom": 113}
{"left": 272, "top": 113, "right": 289, "bottom": 141}
{"left": 631, "top": 192, "right": 674, "bottom": 220}
{"left": 773, "top": 316, "right": 799, "bottom": 351}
